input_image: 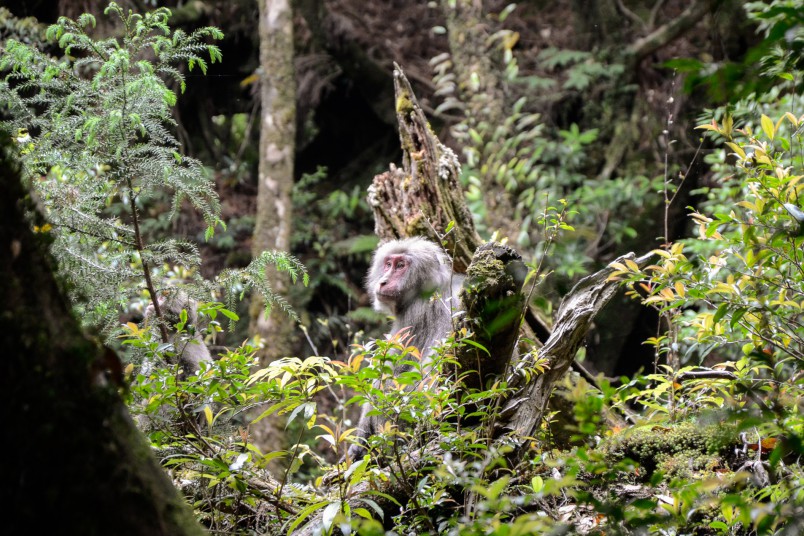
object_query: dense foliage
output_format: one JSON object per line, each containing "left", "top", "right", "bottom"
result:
{"left": 0, "top": 2, "right": 306, "bottom": 339}
{"left": 3, "top": 1, "right": 804, "bottom": 535}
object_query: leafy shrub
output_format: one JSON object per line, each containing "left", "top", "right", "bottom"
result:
{"left": 607, "top": 109, "right": 804, "bottom": 533}
{"left": 1, "top": 3, "right": 224, "bottom": 332}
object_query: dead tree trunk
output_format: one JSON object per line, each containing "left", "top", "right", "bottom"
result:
{"left": 500, "top": 252, "right": 653, "bottom": 449}
{"left": 453, "top": 242, "right": 528, "bottom": 390}
{"left": 368, "top": 63, "right": 482, "bottom": 273}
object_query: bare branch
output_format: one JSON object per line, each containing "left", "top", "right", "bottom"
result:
{"left": 627, "top": 0, "right": 720, "bottom": 62}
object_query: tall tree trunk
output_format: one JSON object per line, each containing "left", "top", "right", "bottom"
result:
{"left": 0, "top": 137, "right": 204, "bottom": 535}
{"left": 441, "top": 0, "right": 504, "bottom": 127}
{"left": 249, "top": 0, "right": 297, "bottom": 458}
{"left": 440, "top": 0, "right": 517, "bottom": 241}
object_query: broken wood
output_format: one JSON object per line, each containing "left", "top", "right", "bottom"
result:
{"left": 368, "top": 63, "right": 482, "bottom": 272}
{"left": 453, "top": 242, "right": 527, "bottom": 390}
{"left": 501, "top": 252, "right": 653, "bottom": 453}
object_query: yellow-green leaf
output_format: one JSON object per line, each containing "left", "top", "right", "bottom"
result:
{"left": 775, "top": 115, "right": 786, "bottom": 134}
{"left": 695, "top": 123, "right": 720, "bottom": 132}
{"left": 761, "top": 114, "right": 775, "bottom": 141}
{"left": 722, "top": 114, "right": 733, "bottom": 138}
{"left": 287, "top": 501, "right": 330, "bottom": 534}
{"left": 624, "top": 259, "right": 640, "bottom": 272}
{"left": 725, "top": 142, "right": 746, "bottom": 159}
{"left": 674, "top": 281, "right": 686, "bottom": 298}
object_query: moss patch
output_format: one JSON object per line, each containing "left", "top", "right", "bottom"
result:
{"left": 601, "top": 420, "right": 737, "bottom": 480}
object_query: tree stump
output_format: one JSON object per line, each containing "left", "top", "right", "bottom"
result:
{"left": 453, "top": 242, "right": 527, "bottom": 390}
{"left": 368, "top": 63, "right": 482, "bottom": 272}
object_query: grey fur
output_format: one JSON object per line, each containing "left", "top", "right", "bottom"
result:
{"left": 144, "top": 292, "right": 212, "bottom": 379}
{"left": 349, "top": 238, "right": 462, "bottom": 459}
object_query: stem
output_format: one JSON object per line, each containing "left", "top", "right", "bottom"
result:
{"left": 53, "top": 221, "right": 137, "bottom": 248}
{"left": 127, "top": 178, "right": 169, "bottom": 343}
{"left": 113, "top": 38, "right": 169, "bottom": 344}
{"left": 390, "top": 439, "right": 436, "bottom": 534}
{"left": 276, "top": 410, "right": 307, "bottom": 517}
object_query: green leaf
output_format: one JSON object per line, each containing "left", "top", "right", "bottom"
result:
{"left": 286, "top": 401, "right": 316, "bottom": 428}
{"left": 760, "top": 114, "right": 775, "bottom": 141}
{"left": 286, "top": 501, "right": 330, "bottom": 534}
{"left": 463, "top": 338, "right": 490, "bottom": 355}
{"left": 730, "top": 308, "right": 747, "bottom": 329}
{"left": 321, "top": 501, "right": 340, "bottom": 533}
{"left": 357, "top": 497, "right": 385, "bottom": 520}
{"left": 219, "top": 308, "right": 239, "bottom": 321}
{"left": 713, "top": 303, "right": 729, "bottom": 324}
{"left": 631, "top": 498, "right": 657, "bottom": 510}
{"left": 353, "top": 507, "right": 372, "bottom": 520}
{"left": 662, "top": 58, "right": 704, "bottom": 72}
{"left": 499, "top": 4, "right": 516, "bottom": 22}
{"left": 346, "top": 456, "right": 369, "bottom": 487}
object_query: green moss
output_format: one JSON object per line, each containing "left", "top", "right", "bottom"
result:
{"left": 405, "top": 214, "right": 425, "bottom": 236}
{"left": 465, "top": 250, "right": 509, "bottom": 289}
{"left": 601, "top": 420, "right": 737, "bottom": 480}
{"left": 396, "top": 93, "right": 414, "bottom": 115}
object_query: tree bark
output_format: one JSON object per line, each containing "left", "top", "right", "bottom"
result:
{"left": 441, "top": 0, "right": 505, "bottom": 128}
{"left": 502, "top": 252, "right": 653, "bottom": 445}
{"left": 368, "top": 64, "right": 482, "bottom": 272}
{"left": 0, "top": 138, "right": 204, "bottom": 534}
{"left": 295, "top": 0, "right": 397, "bottom": 126}
{"left": 626, "top": 0, "right": 719, "bottom": 63}
{"left": 249, "top": 0, "right": 298, "bottom": 462}
{"left": 453, "top": 242, "right": 527, "bottom": 390}
{"left": 440, "top": 0, "right": 519, "bottom": 240}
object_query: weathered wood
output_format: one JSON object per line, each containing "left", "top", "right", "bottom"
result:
{"left": 501, "top": 252, "right": 654, "bottom": 448}
{"left": 368, "top": 64, "right": 481, "bottom": 272}
{"left": 453, "top": 242, "right": 527, "bottom": 390}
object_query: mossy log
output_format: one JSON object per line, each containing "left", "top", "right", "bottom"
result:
{"left": 453, "top": 242, "right": 527, "bottom": 390}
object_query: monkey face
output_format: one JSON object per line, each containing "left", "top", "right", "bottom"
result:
{"left": 375, "top": 253, "right": 412, "bottom": 308}
{"left": 368, "top": 237, "right": 453, "bottom": 316}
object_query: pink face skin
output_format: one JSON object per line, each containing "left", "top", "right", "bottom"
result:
{"left": 375, "top": 253, "right": 410, "bottom": 304}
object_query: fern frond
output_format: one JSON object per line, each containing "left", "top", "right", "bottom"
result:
{"left": 0, "top": 4, "right": 225, "bottom": 341}
{"left": 217, "top": 252, "right": 309, "bottom": 327}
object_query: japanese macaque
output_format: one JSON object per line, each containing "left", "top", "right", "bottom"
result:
{"left": 348, "top": 237, "right": 463, "bottom": 458}
{"left": 144, "top": 291, "right": 212, "bottom": 379}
